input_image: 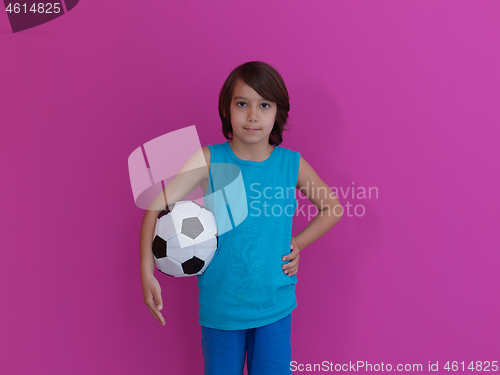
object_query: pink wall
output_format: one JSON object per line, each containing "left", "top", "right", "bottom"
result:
{"left": 1, "top": 0, "right": 499, "bottom": 374}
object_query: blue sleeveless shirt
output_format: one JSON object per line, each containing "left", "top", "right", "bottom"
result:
{"left": 197, "top": 141, "right": 301, "bottom": 330}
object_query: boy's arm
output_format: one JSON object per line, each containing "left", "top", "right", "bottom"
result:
{"left": 139, "top": 146, "right": 211, "bottom": 325}
{"left": 140, "top": 146, "right": 211, "bottom": 277}
{"left": 140, "top": 210, "right": 160, "bottom": 277}
{"left": 144, "top": 146, "right": 210, "bottom": 213}
{"left": 293, "top": 155, "right": 343, "bottom": 252}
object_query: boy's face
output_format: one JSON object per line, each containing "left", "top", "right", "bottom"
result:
{"left": 229, "top": 79, "right": 277, "bottom": 145}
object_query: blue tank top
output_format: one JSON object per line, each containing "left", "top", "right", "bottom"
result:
{"left": 197, "top": 141, "right": 301, "bottom": 330}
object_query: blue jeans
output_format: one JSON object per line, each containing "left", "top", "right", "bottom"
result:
{"left": 201, "top": 314, "right": 292, "bottom": 375}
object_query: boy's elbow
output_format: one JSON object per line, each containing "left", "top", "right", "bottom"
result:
{"left": 332, "top": 202, "right": 343, "bottom": 221}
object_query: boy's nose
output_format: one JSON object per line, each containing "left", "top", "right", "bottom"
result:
{"left": 247, "top": 108, "right": 258, "bottom": 122}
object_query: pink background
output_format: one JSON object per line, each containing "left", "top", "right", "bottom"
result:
{"left": 1, "top": 1, "right": 499, "bottom": 374}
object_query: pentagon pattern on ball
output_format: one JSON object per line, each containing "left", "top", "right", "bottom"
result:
{"left": 181, "top": 217, "right": 204, "bottom": 239}
{"left": 182, "top": 257, "right": 205, "bottom": 275}
{"left": 152, "top": 236, "right": 167, "bottom": 259}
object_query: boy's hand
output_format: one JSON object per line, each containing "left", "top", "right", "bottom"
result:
{"left": 282, "top": 237, "right": 301, "bottom": 276}
{"left": 141, "top": 274, "right": 166, "bottom": 326}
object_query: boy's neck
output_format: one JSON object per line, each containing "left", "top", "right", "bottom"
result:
{"left": 228, "top": 138, "right": 274, "bottom": 162}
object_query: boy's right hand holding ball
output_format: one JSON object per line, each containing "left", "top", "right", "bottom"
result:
{"left": 141, "top": 274, "right": 165, "bottom": 326}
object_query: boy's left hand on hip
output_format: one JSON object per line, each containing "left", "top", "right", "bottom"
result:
{"left": 282, "top": 237, "right": 300, "bottom": 276}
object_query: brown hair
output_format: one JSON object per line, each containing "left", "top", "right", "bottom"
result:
{"left": 218, "top": 61, "right": 291, "bottom": 146}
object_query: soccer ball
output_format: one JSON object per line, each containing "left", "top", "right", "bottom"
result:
{"left": 152, "top": 201, "right": 218, "bottom": 277}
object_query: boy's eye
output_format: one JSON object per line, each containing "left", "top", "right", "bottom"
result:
{"left": 236, "top": 102, "right": 271, "bottom": 109}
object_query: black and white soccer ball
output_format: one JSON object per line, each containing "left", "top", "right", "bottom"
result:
{"left": 152, "top": 201, "right": 218, "bottom": 277}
